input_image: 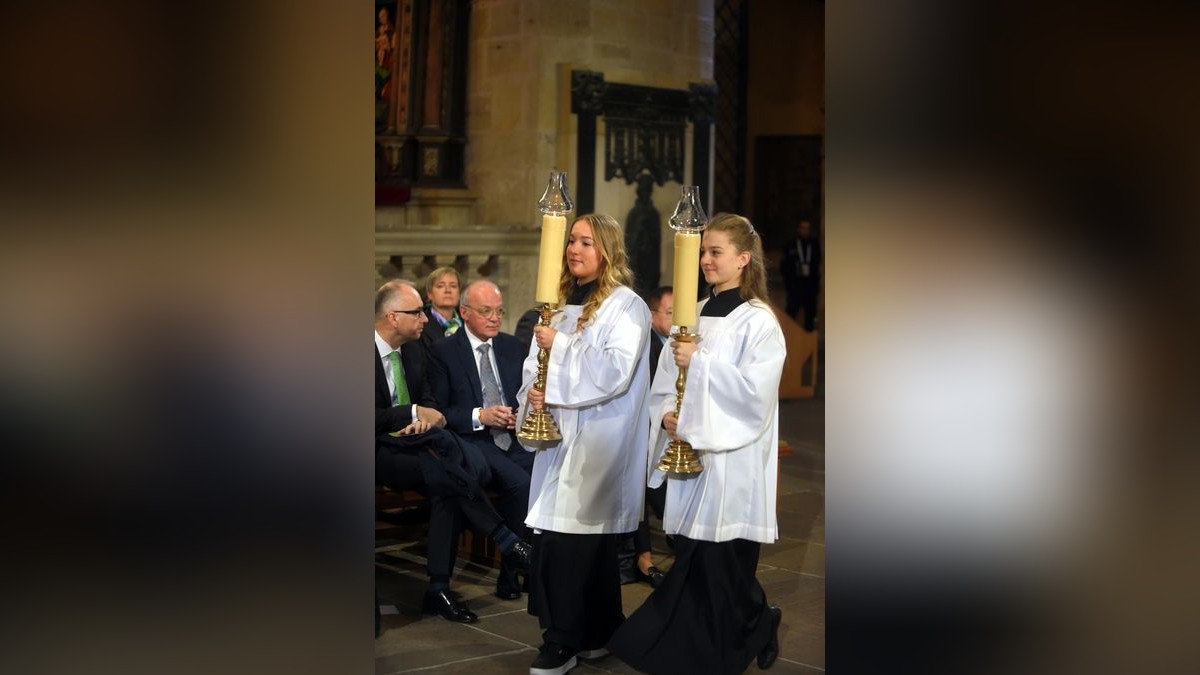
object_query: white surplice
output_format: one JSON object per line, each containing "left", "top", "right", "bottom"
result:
{"left": 517, "top": 285, "right": 652, "bottom": 534}
{"left": 648, "top": 298, "right": 785, "bottom": 544}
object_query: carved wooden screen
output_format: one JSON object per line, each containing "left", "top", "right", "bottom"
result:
{"left": 376, "top": 0, "right": 470, "bottom": 202}
{"left": 570, "top": 71, "right": 716, "bottom": 297}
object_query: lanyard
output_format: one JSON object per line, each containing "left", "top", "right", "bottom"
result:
{"left": 796, "top": 238, "right": 811, "bottom": 265}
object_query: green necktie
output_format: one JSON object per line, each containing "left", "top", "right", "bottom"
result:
{"left": 389, "top": 350, "right": 411, "bottom": 406}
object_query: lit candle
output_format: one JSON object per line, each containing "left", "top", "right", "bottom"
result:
{"left": 535, "top": 214, "right": 567, "bottom": 303}
{"left": 672, "top": 231, "right": 701, "bottom": 327}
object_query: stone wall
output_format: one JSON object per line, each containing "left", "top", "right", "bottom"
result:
{"left": 377, "top": 0, "right": 715, "bottom": 328}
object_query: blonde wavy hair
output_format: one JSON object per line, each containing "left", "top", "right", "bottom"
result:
{"left": 557, "top": 213, "right": 634, "bottom": 333}
{"left": 705, "top": 213, "right": 770, "bottom": 303}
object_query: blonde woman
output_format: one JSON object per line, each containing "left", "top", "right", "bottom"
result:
{"left": 518, "top": 214, "right": 652, "bottom": 675}
{"left": 609, "top": 213, "right": 786, "bottom": 673}
{"left": 421, "top": 266, "right": 464, "bottom": 346}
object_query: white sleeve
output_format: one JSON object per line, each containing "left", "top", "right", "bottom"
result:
{"left": 675, "top": 310, "right": 786, "bottom": 451}
{"left": 542, "top": 293, "right": 649, "bottom": 409}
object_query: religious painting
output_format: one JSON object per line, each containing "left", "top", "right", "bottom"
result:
{"left": 376, "top": 1, "right": 398, "bottom": 133}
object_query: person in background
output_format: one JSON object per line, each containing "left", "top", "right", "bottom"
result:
{"left": 608, "top": 213, "right": 786, "bottom": 673}
{"left": 375, "top": 279, "right": 532, "bottom": 625}
{"left": 421, "top": 266, "right": 464, "bottom": 347}
{"left": 514, "top": 305, "right": 540, "bottom": 354}
{"left": 619, "top": 286, "right": 674, "bottom": 588}
{"left": 780, "top": 217, "right": 822, "bottom": 332}
{"left": 518, "top": 214, "right": 652, "bottom": 675}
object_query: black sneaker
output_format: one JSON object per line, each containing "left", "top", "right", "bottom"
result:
{"left": 530, "top": 642, "right": 577, "bottom": 675}
{"left": 577, "top": 646, "right": 608, "bottom": 659}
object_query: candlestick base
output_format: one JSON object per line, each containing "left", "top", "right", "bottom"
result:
{"left": 517, "top": 407, "right": 562, "bottom": 442}
{"left": 658, "top": 439, "right": 703, "bottom": 474}
{"left": 516, "top": 303, "right": 562, "bottom": 444}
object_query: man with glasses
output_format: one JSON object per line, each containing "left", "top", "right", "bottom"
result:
{"left": 375, "top": 280, "right": 531, "bottom": 625}
{"left": 647, "top": 286, "right": 674, "bottom": 377}
{"left": 428, "top": 280, "right": 533, "bottom": 601}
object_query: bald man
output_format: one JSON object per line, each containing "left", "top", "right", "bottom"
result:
{"left": 428, "top": 280, "right": 533, "bottom": 600}
{"left": 375, "top": 280, "right": 531, "bottom": 624}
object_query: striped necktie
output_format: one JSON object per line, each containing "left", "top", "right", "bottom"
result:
{"left": 477, "top": 343, "right": 511, "bottom": 450}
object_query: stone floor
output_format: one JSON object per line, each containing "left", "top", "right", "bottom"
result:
{"left": 375, "top": 396, "right": 824, "bottom": 674}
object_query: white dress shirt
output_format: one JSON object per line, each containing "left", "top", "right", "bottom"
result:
{"left": 464, "top": 329, "right": 499, "bottom": 431}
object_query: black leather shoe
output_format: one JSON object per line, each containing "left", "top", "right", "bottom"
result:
{"left": 757, "top": 605, "right": 782, "bottom": 669}
{"left": 495, "top": 561, "right": 522, "bottom": 600}
{"left": 422, "top": 589, "right": 479, "bottom": 624}
{"left": 637, "top": 565, "right": 666, "bottom": 589}
{"left": 502, "top": 539, "right": 532, "bottom": 572}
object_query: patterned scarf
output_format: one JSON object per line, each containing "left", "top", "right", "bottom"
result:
{"left": 428, "top": 305, "right": 462, "bottom": 336}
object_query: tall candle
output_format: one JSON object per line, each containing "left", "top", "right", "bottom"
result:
{"left": 672, "top": 231, "right": 701, "bottom": 327}
{"left": 535, "top": 214, "right": 567, "bottom": 303}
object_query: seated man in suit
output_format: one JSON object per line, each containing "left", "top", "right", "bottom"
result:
{"left": 428, "top": 279, "right": 533, "bottom": 600}
{"left": 375, "top": 279, "right": 532, "bottom": 623}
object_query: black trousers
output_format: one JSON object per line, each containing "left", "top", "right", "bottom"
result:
{"left": 472, "top": 438, "right": 533, "bottom": 539}
{"left": 528, "top": 531, "right": 625, "bottom": 651}
{"left": 375, "top": 450, "right": 458, "bottom": 578}
{"left": 376, "top": 449, "right": 507, "bottom": 578}
{"left": 787, "top": 279, "right": 820, "bottom": 331}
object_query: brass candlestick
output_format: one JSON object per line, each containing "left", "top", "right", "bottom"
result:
{"left": 658, "top": 184, "right": 708, "bottom": 475}
{"left": 657, "top": 326, "right": 703, "bottom": 474}
{"left": 519, "top": 171, "right": 572, "bottom": 443}
{"left": 517, "top": 303, "right": 562, "bottom": 442}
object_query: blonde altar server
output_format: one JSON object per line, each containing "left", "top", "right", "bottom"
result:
{"left": 609, "top": 213, "right": 787, "bottom": 674}
{"left": 518, "top": 213, "right": 652, "bottom": 675}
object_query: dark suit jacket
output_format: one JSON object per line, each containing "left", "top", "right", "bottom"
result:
{"left": 649, "top": 329, "right": 667, "bottom": 380}
{"left": 375, "top": 339, "right": 437, "bottom": 439}
{"left": 781, "top": 236, "right": 823, "bottom": 290}
{"left": 375, "top": 339, "right": 492, "bottom": 498}
{"left": 428, "top": 329, "right": 524, "bottom": 447}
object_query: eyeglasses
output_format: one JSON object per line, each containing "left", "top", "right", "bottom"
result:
{"left": 464, "top": 305, "right": 506, "bottom": 318}
{"left": 388, "top": 308, "right": 424, "bottom": 317}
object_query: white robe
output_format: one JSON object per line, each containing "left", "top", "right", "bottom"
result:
{"left": 648, "top": 298, "right": 785, "bottom": 544}
{"left": 518, "top": 285, "right": 652, "bottom": 534}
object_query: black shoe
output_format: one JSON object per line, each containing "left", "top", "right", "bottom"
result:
{"left": 503, "top": 539, "right": 533, "bottom": 572}
{"left": 636, "top": 565, "right": 666, "bottom": 589}
{"left": 422, "top": 589, "right": 479, "bottom": 624}
{"left": 530, "top": 642, "right": 577, "bottom": 675}
{"left": 495, "top": 561, "right": 522, "bottom": 600}
{"left": 757, "top": 605, "right": 782, "bottom": 669}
